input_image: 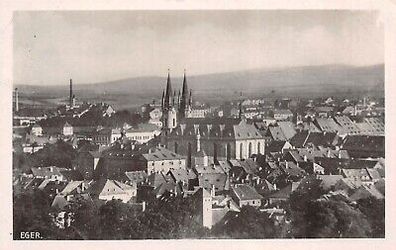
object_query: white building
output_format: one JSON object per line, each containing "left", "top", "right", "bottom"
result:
{"left": 124, "top": 123, "right": 161, "bottom": 144}
{"left": 62, "top": 122, "right": 73, "bottom": 136}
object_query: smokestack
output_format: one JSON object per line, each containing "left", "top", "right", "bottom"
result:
{"left": 14, "top": 88, "right": 19, "bottom": 112}
{"left": 69, "top": 79, "right": 73, "bottom": 107}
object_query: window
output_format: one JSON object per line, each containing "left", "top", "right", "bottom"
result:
{"left": 257, "top": 142, "right": 261, "bottom": 154}
{"left": 248, "top": 142, "right": 252, "bottom": 157}
{"left": 240, "top": 143, "right": 244, "bottom": 159}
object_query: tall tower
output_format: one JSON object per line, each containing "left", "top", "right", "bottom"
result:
{"left": 162, "top": 69, "right": 177, "bottom": 132}
{"left": 179, "top": 69, "right": 190, "bottom": 118}
{"left": 163, "top": 69, "right": 172, "bottom": 110}
{"left": 69, "top": 79, "right": 73, "bottom": 107}
{"left": 14, "top": 88, "right": 19, "bottom": 112}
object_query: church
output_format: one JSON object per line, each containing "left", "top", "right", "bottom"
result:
{"left": 160, "top": 70, "right": 265, "bottom": 163}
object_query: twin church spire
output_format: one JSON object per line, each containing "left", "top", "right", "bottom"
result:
{"left": 161, "top": 69, "right": 192, "bottom": 119}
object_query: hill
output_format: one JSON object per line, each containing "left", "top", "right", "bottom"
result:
{"left": 15, "top": 64, "right": 384, "bottom": 109}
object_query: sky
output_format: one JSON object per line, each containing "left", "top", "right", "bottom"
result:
{"left": 13, "top": 10, "right": 384, "bottom": 85}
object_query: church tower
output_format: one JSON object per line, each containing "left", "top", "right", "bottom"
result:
{"left": 179, "top": 69, "right": 191, "bottom": 119}
{"left": 162, "top": 69, "right": 177, "bottom": 133}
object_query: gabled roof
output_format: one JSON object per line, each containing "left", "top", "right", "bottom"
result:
{"left": 317, "top": 175, "right": 343, "bottom": 190}
{"left": 124, "top": 171, "right": 148, "bottom": 183}
{"left": 342, "top": 135, "right": 385, "bottom": 158}
{"left": 86, "top": 179, "right": 134, "bottom": 197}
{"left": 279, "top": 161, "right": 305, "bottom": 177}
{"left": 147, "top": 172, "right": 174, "bottom": 188}
{"left": 277, "top": 121, "right": 297, "bottom": 140}
{"left": 266, "top": 140, "right": 291, "bottom": 153}
{"left": 230, "top": 159, "right": 260, "bottom": 175}
{"left": 268, "top": 126, "right": 287, "bottom": 141}
{"left": 349, "top": 185, "right": 384, "bottom": 201}
{"left": 232, "top": 184, "right": 262, "bottom": 201}
{"left": 315, "top": 118, "right": 341, "bottom": 133}
{"left": 168, "top": 169, "right": 197, "bottom": 183}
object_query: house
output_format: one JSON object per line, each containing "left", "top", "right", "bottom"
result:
{"left": 167, "top": 168, "right": 198, "bottom": 192}
{"left": 290, "top": 131, "right": 339, "bottom": 148}
{"left": 315, "top": 117, "right": 342, "bottom": 134}
{"left": 317, "top": 175, "right": 344, "bottom": 191}
{"left": 76, "top": 150, "right": 102, "bottom": 180}
{"left": 273, "top": 109, "right": 293, "bottom": 121}
{"left": 277, "top": 121, "right": 297, "bottom": 140}
{"left": 124, "top": 171, "right": 148, "bottom": 185}
{"left": 137, "top": 146, "right": 186, "bottom": 173}
{"left": 279, "top": 161, "right": 306, "bottom": 180}
{"left": 314, "top": 106, "right": 334, "bottom": 117}
{"left": 341, "top": 135, "right": 385, "bottom": 158}
{"left": 124, "top": 123, "right": 161, "bottom": 144}
{"left": 266, "top": 141, "right": 292, "bottom": 154}
{"left": 63, "top": 122, "right": 73, "bottom": 136}
{"left": 333, "top": 116, "right": 360, "bottom": 135}
{"left": 92, "top": 128, "right": 122, "bottom": 145}
{"left": 264, "top": 182, "right": 300, "bottom": 206}
{"left": 334, "top": 178, "right": 363, "bottom": 194}
{"left": 31, "top": 123, "right": 43, "bottom": 136}
{"left": 341, "top": 168, "right": 381, "bottom": 185}
{"left": 349, "top": 185, "right": 384, "bottom": 201}
{"left": 51, "top": 181, "right": 92, "bottom": 209}
{"left": 267, "top": 126, "right": 287, "bottom": 141}
{"left": 194, "top": 164, "right": 229, "bottom": 192}
{"left": 31, "top": 166, "right": 65, "bottom": 182}
{"left": 86, "top": 179, "right": 137, "bottom": 203}
{"left": 231, "top": 184, "right": 263, "bottom": 208}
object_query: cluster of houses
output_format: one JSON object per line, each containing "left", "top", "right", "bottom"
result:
{"left": 13, "top": 83, "right": 385, "bottom": 231}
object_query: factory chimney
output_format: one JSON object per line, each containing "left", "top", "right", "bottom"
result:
{"left": 14, "top": 88, "right": 19, "bottom": 112}
{"left": 69, "top": 79, "right": 73, "bottom": 107}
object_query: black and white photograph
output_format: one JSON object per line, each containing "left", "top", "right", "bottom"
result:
{"left": 4, "top": 2, "right": 392, "bottom": 243}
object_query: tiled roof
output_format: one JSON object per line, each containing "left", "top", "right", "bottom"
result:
{"left": 125, "top": 123, "right": 160, "bottom": 133}
{"left": 266, "top": 140, "right": 290, "bottom": 153}
{"left": 349, "top": 185, "right": 384, "bottom": 201}
{"left": 169, "top": 118, "right": 263, "bottom": 140}
{"left": 168, "top": 169, "right": 197, "bottom": 183}
{"left": 277, "top": 121, "right": 297, "bottom": 140}
{"left": 232, "top": 184, "right": 262, "bottom": 201}
{"left": 124, "top": 171, "right": 148, "bottom": 183}
{"left": 342, "top": 135, "right": 385, "bottom": 158}
{"left": 87, "top": 179, "right": 135, "bottom": 197}
{"left": 315, "top": 118, "right": 342, "bottom": 133}
{"left": 31, "top": 166, "right": 62, "bottom": 178}
{"left": 317, "top": 175, "right": 343, "bottom": 190}
{"left": 268, "top": 126, "right": 287, "bottom": 141}
{"left": 142, "top": 147, "right": 185, "bottom": 161}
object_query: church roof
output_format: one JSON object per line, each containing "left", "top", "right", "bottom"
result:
{"left": 169, "top": 118, "right": 263, "bottom": 140}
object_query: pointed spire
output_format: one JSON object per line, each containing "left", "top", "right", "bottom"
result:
{"left": 164, "top": 68, "right": 172, "bottom": 109}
